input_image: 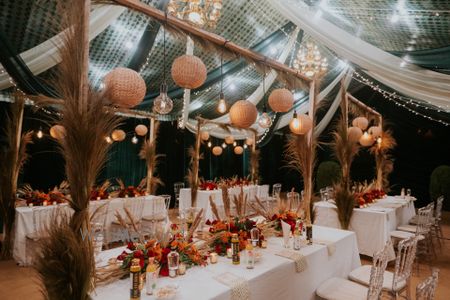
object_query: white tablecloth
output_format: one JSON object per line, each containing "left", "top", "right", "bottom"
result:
{"left": 93, "top": 226, "right": 360, "bottom": 300}
{"left": 179, "top": 185, "right": 268, "bottom": 221}
{"left": 13, "top": 195, "right": 164, "bottom": 266}
{"left": 314, "top": 196, "right": 416, "bottom": 258}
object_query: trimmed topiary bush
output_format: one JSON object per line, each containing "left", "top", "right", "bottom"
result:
{"left": 316, "top": 161, "right": 341, "bottom": 191}
{"left": 430, "top": 165, "right": 450, "bottom": 211}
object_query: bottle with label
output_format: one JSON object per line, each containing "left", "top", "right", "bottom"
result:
{"left": 231, "top": 233, "right": 240, "bottom": 265}
{"left": 145, "top": 257, "right": 159, "bottom": 295}
{"left": 306, "top": 224, "right": 313, "bottom": 245}
{"left": 167, "top": 247, "right": 180, "bottom": 278}
{"left": 250, "top": 226, "right": 260, "bottom": 247}
{"left": 130, "top": 258, "right": 141, "bottom": 300}
{"left": 293, "top": 220, "right": 302, "bottom": 250}
{"left": 246, "top": 240, "right": 255, "bottom": 269}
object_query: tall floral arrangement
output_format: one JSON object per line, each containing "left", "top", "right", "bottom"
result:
{"left": 370, "top": 129, "right": 396, "bottom": 191}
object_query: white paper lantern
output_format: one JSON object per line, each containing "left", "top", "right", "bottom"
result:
{"left": 352, "top": 117, "right": 369, "bottom": 130}
{"left": 135, "top": 125, "right": 148, "bottom": 136}
{"left": 359, "top": 132, "right": 375, "bottom": 147}
{"left": 234, "top": 146, "right": 244, "bottom": 155}
{"left": 348, "top": 126, "right": 363, "bottom": 143}
{"left": 171, "top": 55, "right": 207, "bottom": 89}
{"left": 104, "top": 68, "right": 146, "bottom": 108}
{"left": 212, "top": 146, "right": 223, "bottom": 156}
{"left": 200, "top": 131, "right": 210, "bottom": 141}
{"left": 268, "top": 88, "right": 294, "bottom": 112}
{"left": 50, "top": 125, "right": 65, "bottom": 140}
{"left": 289, "top": 113, "right": 312, "bottom": 135}
{"left": 111, "top": 129, "right": 126, "bottom": 142}
{"left": 229, "top": 100, "right": 258, "bottom": 128}
{"left": 225, "top": 136, "right": 235, "bottom": 144}
{"left": 368, "top": 126, "right": 382, "bottom": 138}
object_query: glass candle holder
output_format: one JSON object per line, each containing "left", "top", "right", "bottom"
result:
{"left": 177, "top": 262, "right": 186, "bottom": 275}
{"left": 210, "top": 252, "right": 218, "bottom": 264}
{"left": 167, "top": 248, "right": 180, "bottom": 278}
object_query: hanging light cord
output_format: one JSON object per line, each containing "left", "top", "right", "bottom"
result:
{"left": 220, "top": 49, "right": 224, "bottom": 96}
{"left": 163, "top": 25, "right": 166, "bottom": 84}
{"left": 263, "top": 64, "right": 267, "bottom": 112}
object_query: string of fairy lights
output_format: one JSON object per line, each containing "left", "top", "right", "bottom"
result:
{"left": 352, "top": 71, "right": 450, "bottom": 126}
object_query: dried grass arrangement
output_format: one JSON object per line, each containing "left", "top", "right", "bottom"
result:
{"left": 220, "top": 184, "right": 232, "bottom": 219}
{"left": 333, "top": 183, "right": 355, "bottom": 229}
{"left": 139, "top": 120, "right": 164, "bottom": 194}
{"left": 370, "top": 129, "right": 396, "bottom": 191}
{"left": 186, "top": 120, "right": 205, "bottom": 207}
{"left": 32, "top": 0, "right": 121, "bottom": 297}
{"left": 0, "top": 92, "right": 32, "bottom": 259}
{"left": 250, "top": 148, "right": 260, "bottom": 183}
{"left": 232, "top": 187, "right": 248, "bottom": 220}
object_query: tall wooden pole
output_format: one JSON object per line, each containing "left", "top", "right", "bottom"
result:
{"left": 146, "top": 117, "right": 156, "bottom": 194}
{"left": 251, "top": 131, "right": 257, "bottom": 184}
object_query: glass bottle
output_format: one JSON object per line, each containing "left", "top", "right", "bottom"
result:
{"left": 293, "top": 220, "right": 302, "bottom": 250}
{"left": 231, "top": 233, "right": 240, "bottom": 265}
{"left": 306, "top": 224, "right": 313, "bottom": 245}
{"left": 246, "top": 240, "right": 255, "bottom": 269}
{"left": 250, "top": 226, "right": 260, "bottom": 247}
{"left": 167, "top": 247, "right": 180, "bottom": 278}
{"left": 130, "top": 258, "right": 141, "bottom": 300}
{"left": 145, "top": 257, "right": 158, "bottom": 295}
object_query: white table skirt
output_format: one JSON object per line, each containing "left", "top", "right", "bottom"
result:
{"left": 314, "top": 196, "right": 415, "bottom": 258}
{"left": 93, "top": 226, "right": 360, "bottom": 300}
{"left": 179, "top": 185, "right": 268, "bottom": 221}
{"left": 13, "top": 195, "right": 164, "bottom": 266}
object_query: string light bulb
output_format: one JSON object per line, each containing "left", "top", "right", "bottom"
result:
{"left": 36, "top": 127, "right": 43, "bottom": 139}
{"left": 105, "top": 136, "right": 113, "bottom": 144}
{"left": 207, "top": 141, "right": 212, "bottom": 148}
{"left": 222, "top": 142, "right": 226, "bottom": 148}
{"left": 131, "top": 135, "right": 139, "bottom": 144}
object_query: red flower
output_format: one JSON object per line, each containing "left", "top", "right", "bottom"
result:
{"left": 133, "top": 250, "right": 144, "bottom": 259}
{"left": 160, "top": 265, "right": 169, "bottom": 277}
{"left": 117, "top": 250, "right": 129, "bottom": 261}
{"left": 127, "top": 242, "right": 136, "bottom": 251}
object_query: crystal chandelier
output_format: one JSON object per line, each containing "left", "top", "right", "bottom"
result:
{"left": 293, "top": 41, "right": 328, "bottom": 78}
{"left": 167, "top": 0, "right": 223, "bottom": 28}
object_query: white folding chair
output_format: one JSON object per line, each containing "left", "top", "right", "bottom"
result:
{"left": 173, "top": 182, "right": 184, "bottom": 208}
{"left": 416, "top": 268, "right": 439, "bottom": 300}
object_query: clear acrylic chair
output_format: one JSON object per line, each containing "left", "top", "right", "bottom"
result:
{"left": 89, "top": 200, "right": 109, "bottom": 254}
{"left": 173, "top": 182, "right": 184, "bottom": 208}
{"left": 415, "top": 268, "right": 439, "bottom": 300}
{"left": 287, "top": 191, "right": 300, "bottom": 211}
{"left": 431, "top": 196, "right": 444, "bottom": 249}
{"left": 272, "top": 183, "right": 282, "bottom": 199}
{"left": 316, "top": 240, "right": 390, "bottom": 300}
{"left": 110, "top": 197, "right": 145, "bottom": 243}
{"left": 142, "top": 195, "right": 170, "bottom": 237}
{"left": 349, "top": 236, "right": 419, "bottom": 299}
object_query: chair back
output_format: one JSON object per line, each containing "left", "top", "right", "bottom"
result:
{"left": 174, "top": 182, "right": 184, "bottom": 199}
{"left": 160, "top": 194, "right": 172, "bottom": 211}
{"left": 392, "top": 236, "right": 418, "bottom": 292}
{"left": 416, "top": 206, "right": 432, "bottom": 235}
{"left": 123, "top": 196, "right": 145, "bottom": 223}
{"left": 435, "top": 196, "right": 444, "bottom": 221}
{"left": 367, "top": 241, "right": 391, "bottom": 300}
{"left": 257, "top": 184, "right": 270, "bottom": 199}
{"left": 287, "top": 191, "right": 300, "bottom": 211}
{"left": 272, "top": 183, "right": 282, "bottom": 199}
{"left": 416, "top": 268, "right": 439, "bottom": 300}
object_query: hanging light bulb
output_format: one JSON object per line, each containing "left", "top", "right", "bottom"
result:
{"left": 153, "top": 26, "right": 173, "bottom": 115}
{"left": 105, "top": 136, "right": 113, "bottom": 144}
{"left": 207, "top": 141, "right": 212, "bottom": 148}
{"left": 217, "top": 49, "right": 227, "bottom": 114}
{"left": 36, "top": 127, "right": 43, "bottom": 139}
{"left": 258, "top": 66, "right": 272, "bottom": 128}
{"left": 222, "top": 142, "right": 227, "bottom": 148}
{"left": 289, "top": 111, "right": 300, "bottom": 133}
{"left": 243, "top": 144, "right": 248, "bottom": 149}
{"left": 233, "top": 141, "right": 237, "bottom": 147}
{"left": 131, "top": 135, "right": 139, "bottom": 144}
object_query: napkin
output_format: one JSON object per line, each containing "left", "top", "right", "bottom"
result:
{"left": 275, "top": 249, "right": 307, "bottom": 272}
{"left": 214, "top": 272, "right": 250, "bottom": 300}
{"left": 281, "top": 220, "right": 291, "bottom": 247}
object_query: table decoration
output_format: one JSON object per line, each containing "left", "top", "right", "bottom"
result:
{"left": 145, "top": 257, "right": 160, "bottom": 295}
{"left": 110, "top": 178, "right": 146, "bottom": 198}
{"left": 18, "top": 184, "right": 67, "bottom": 206}
{"left": 275, "top": 249, "right": 307, "bottom": 273}
{"left": 214, "top": 272, "right": 251, "bottom": 300}
{"left": 90, "top": 180, "right": 111, "bottom": 200}
{"left": 199, "top": 180, "right": 218, "bottom": 191}
{"left": 281, "top": 220, "right": 291, "bottom": 248}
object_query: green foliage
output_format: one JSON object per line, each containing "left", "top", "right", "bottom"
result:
{"left": 430, "top": 165, "right": 450, "bottom": 210}
{"left": 316, "top": 161, "right": 341, "bottom": 191}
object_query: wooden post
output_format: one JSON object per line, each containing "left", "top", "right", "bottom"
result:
{"left": 251, "top": 131, "right": 257, "bottom": 184}
{"left": 191, "top": 120, "right": 202, "bottom": 207}
{"left": 146, "top": 117, "right": 155, "bottom": 194}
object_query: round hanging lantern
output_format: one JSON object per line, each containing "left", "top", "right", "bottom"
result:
{"left": 212, "top": 146, "right": 223, "bottom": 156}
{"left": 135, "top": 125, "right": 148, "bottom": 136}
{"left": 245, "top": 137, "right": 254, "bottom": 146}
{"left": 111, "top": 129, "right": 126, "bottom": 142}
{"left": 225, "top": 135, "right": 234, "bottom": 144}
{"left": 104, "top": 67, "right": 146, "bottom": 108}
{"left": 368, "top": 126, "right": 382, "bottom": 138}
{"left": 359, "top": 132, "right": 375, "bottom": 147}
{"left": 229, "top": 100, "right": 258, "bottom": 128}
{"left": 200, "top": 131, "right": 210, "bottom": 141}
{"left": 289, "top": 113, "right": 312, "bottom": 135}
{"left": 171, "top": 55, "right": 207, "bottom": 89}
{"left": 268, "top": 88, "right": 294, "bottom": 112}
{"left": 50, "top": 125, "right": 65, "bottom": 140}
{"left": 234, "top": 146, "right": 244, "bottom": 155}
{"left": 352, "top": 116, "right": 369, "bottom": 130}
{"left": 348, "top": 126, "right": 363, "bottom": 143}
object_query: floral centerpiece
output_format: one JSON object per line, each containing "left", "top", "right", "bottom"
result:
{"left": 270, "top": 211, "right": 299, "bottom": 233}
{"left": 199, "top": 180, "right": 218, "bottom": 191}
{"left": 18, "top": 184, "right": 67, "bottom": 206}
{"left": 355, "top": 189, "right": 386, "bottom": 207}
{"left": 90, "top": 180, "right": 110, "bottom": 200}
{"left": 217, "top": 176, "right": 251, "bottom": 188}
{"left": 111, "top": 178, "right": 146, "bottom": 198}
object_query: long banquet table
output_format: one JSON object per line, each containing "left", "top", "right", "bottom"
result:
{"left": 13, "top": 195, "right": 163, "bottom": 266}
{"left": 93, "top": 226, "right": 360, "bottom": 300}
{"left": 314, "top": 195, "right": 416, "bottom": 258}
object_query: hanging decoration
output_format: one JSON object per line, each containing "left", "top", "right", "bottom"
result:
{"left": 200, "top": 131, "right": 210, "bottom": 141}
{"left": 352, "top": 116, "right": 369, "bottom": 130}
{"left": 50, "top": 125, "right": 66, "bottom": 140}
{"left": 135, "top": 124, "right": 148, "bottom": 136}
{"left": 104, "top": 67, "right": 146, "bottom": 108}
{"left": 171, "top": 54, "right": 207, "bottom": 89}
{"left": 268, "top": 88, "right": 294, "bottom": 112}
{"left": 258, "top": 65, "right": 272, "bottom": 129}
{"left": 229, "top": 100, "right": 258, "bottom": 129}
{"left": 368, "top": 126, "right": 382, "bottom": 138}
{"left": 167, "top": 0, "right": 223, "bottom": 29}
{"left": 289, "top": 111, "right": 312, "bottom": 135}
{"left": 212, "top": 146, "right": 223, "bottom": 156}
{"left": 217, "top": 49, "right": 227, "bottom": 114}
{"left": 347, "top": 126, "right": 363, "bottom": 143}
{"left": 234, "top": 146, "right": 244, "bottom": 155}
{"left": 293, "top": 40, "right": 328, "bottom": 78}
{"left": 111, "top": 129, "right": 126, "bottom": 142}
{"left": 224, "top": 135, "right": 234, "bottom": 144}
{"left": 153, "top": 26, "right": 173, "bottom": 115}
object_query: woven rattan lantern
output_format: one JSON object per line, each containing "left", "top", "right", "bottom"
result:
{"left": 234, "top": 146, "right": 244, "bottom": 155}
{"left": 111, "top": 129, "right": 126, "bottom": 142}
{"left": 200, "top": 131, "right": 210, "bottom": 141}
{"left": 268, "top": 88, "right": 294, "bottom": 112}
{"left": 50, "top": 125, "right": 65, "bottom": 140}
{"left": 225, "top": 135, "right": 234, "bottom": 144}
{"left": 348, "top": 126, "right": 363, "bottom": 143}
{"left": 171, "top": 55, "right": 207, "bottom": 89}
{"left": 289, "top": 112, "right": 312, "bottom": 135}
{"left": 245, "top": 137, "right": 254, "bottom": 146}
{"left": 229, "top": 100, "right": 258, "bottom": 128}
{"left": 359, "top": 132, "right": 375, "bottom": 147}
{"left": 104, "top": 67, "right": 146, "bottom": 108}
{"left": 352, "top": 117, "right": 369, "bottom": 130}
{"left": 212, "top": 146, "right": 223, "bottom": 156}
{"left": 368, "top": 126, "right": 382, "bottom": 138}
{"left": 135, "top": 125, "right": 148, "bottom": 136}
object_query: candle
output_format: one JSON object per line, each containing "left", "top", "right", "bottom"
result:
{"left": 52, "top": 201, "right": 57, "bottom": 205}
{"left": 177, "top": 263, "right": 186, "bottom": 275}
{"left": 96, "top": 197, "right": 100, "bottom": 200}
{"left": 28, "top": 203, "right": 33, "bottom": 207}
{"left": 210, "top": 252, "right": 218, "bottom": 264}
{"left": 108, "top": 195, "right": 111, "bottom": 199}
{"left": 43, "top": 200, "right": 48, "bottom": 206}
{"left": 261, "top": 240, "right": 267, "bottom": 249}
{"left": 125, "top": 194, "right": 129, "bottom": 198}
{"left": 226, "top": 248, "right": 232, "bottom": 258}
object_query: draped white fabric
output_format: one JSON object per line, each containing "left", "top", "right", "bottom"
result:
{"left": 270, "top": 0, "right": 450, "bottom": 111}
{"left": 0, "top": 5, "right": 126, "bottom": 90}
